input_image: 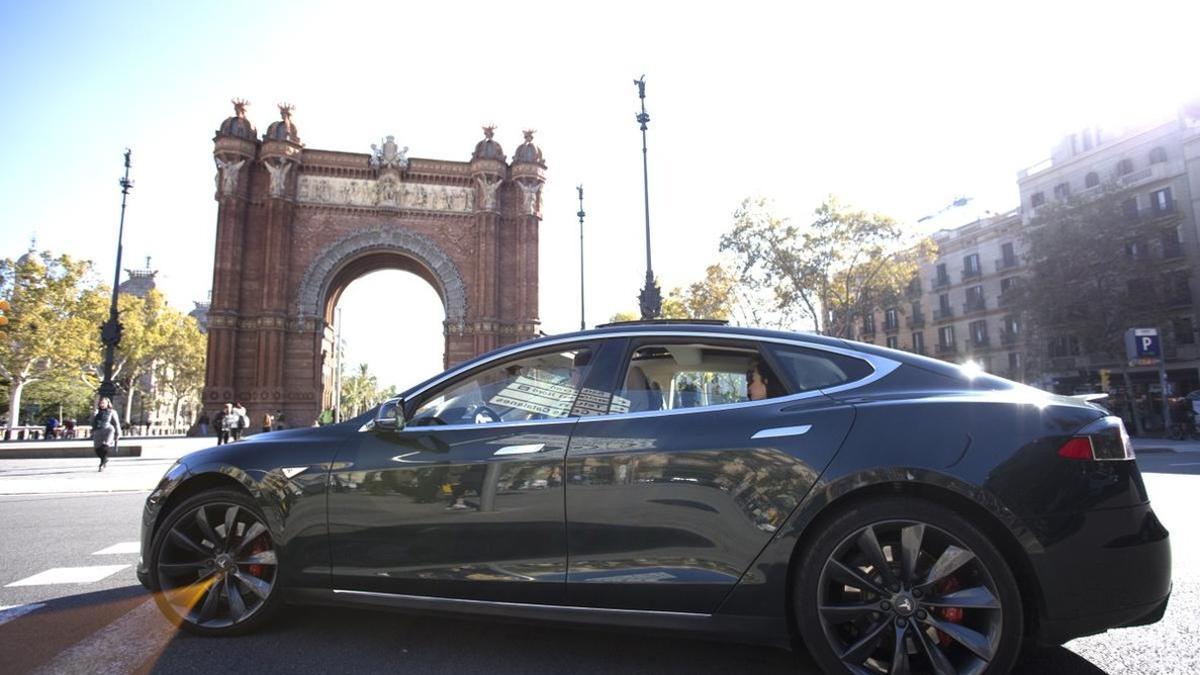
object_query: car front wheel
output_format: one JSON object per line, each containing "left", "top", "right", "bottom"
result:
{"left": 148, "top": 488, "right": 282, "bottom": 636}
{"left": 795, "top": 497, "right": 1023, "bottom": 674}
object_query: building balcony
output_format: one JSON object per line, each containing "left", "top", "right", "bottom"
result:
{"left": 998, "top": 291, "right": 1019, "bottom": 307}
{"left": 961, "top": 268, "right": 983, "bottom": 281}
{"left": 884, "top": 321, "right": 900, "bottom": 333}
{"left": 860, "top": 326, "right": 876, "bottom": 338}
{"left": 995, "top": 257, "right": 1020, "bottom": 272}
{"left": 970, "top": 336, "right": 991, "bottom": 349}
{"left": 1049, "top": 356, "right": 1078, "bottom": 371}
{"left": 936, "top": 343, "right": 957, "bottom": 356}
{"left": 1001, "top": 330, "right": 1019, "bottom": 345}
{"left": 962, "top": 300, "right": 987, "bottom": 316}
{"left": 1162, "top": 242, "right": 1184, "bottom": 260}
{"left": 907, "top": 313, "right": 926, "bottom": 329}
{"left": 932, "top": 276, "right": 951, "bottom": 290}
{"left": 1116, "top": 163, "right": 1165, "bottom": 190}
{"left": 933, "top": 308, "right": 954, "bottom": 322}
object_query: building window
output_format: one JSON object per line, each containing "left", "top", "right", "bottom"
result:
{"left": 1008, "top": 351, "right": 1020, "bottom": 372}
{"left": 970, "top": 320, "right": 989, "bottom": 345}
{"left": 912, "top": 331, "right": 925, "bottom": 354}
{"left": 885, "top": 308, "right": 899, "bottom": 331}
{"left": 907, "top": 276, "right": 922, "bottom": 296}
{"left": 1174, "top": 317, "right": 1196, "bottom": 345}
{"left": 1116, "top": 158, "right": 1134, "bottom": 176}
{"left": 1084, "top": 171, "right": 1100, "bottom": 188}
{"left": 1054, "top": 182, "right": 1070, "bottom": 199}
{"left": 1125, "top": 240, "right": 1144, "bottom": 259}
{"left": 1000, "top": 242, "right": 1017, "bottom": 267}
{"left": 1151, "top": 187, "right": 1173, "bottom": 214}
{"left": 1122, "top": 197, "right": 1139, "bottom": 219}
{"left": 1004, "top": 315, "right": 1020, "bottom": 335}
{"left": 886, "top": 336, "right": 899, "bottom": 350}
{"left": 861, "top": 313, "right": 876, "bottom": 335}
{"left": 935, "top": 263, "right": 950, "bottom": 286}
{"left": 963, "top": 253, "right": 981, "bottom": 278}
{"left": 965, "top": 285, "right": 984, "bottom": 311}
{"left": 1000, "top": 276, "right": 1018, "bottom": 294}
{"left": 1161, "top": 227, "right": 1183, "bottom": 258}
{"left": 1048, "top": 336, "right": 1081, "bottom": 357}
{"left": 939, "top": 326, "right": 956, "bottom": 347}
{"left": 1164, "top": 270, "right": 1192, "bottom": 305}
{"left": 1030, "top": 192, "right": 1045, "bottom": 208}
{"left": 938, "top": 293, "right": 951, "bottom": 314}
{"left": 1149, "top": 147, "right": 1168, "bottom": 164}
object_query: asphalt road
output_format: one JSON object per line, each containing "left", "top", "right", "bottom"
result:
{"left": 0, "top": 445, "right": 1196, "bottom": 674}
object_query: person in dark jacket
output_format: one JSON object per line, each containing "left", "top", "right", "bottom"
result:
{"left": 92, "top": 397, "right": 121, "bottom": 471}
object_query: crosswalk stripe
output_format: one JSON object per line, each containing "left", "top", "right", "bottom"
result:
{"left": 5, "top": 565, "right": 130, "bottom": 587}
{"left": 92, "top": 542, "right": 140, "bottom": 555}
{"left": 31, "top": 599, "right": 177, "bottom": 675}
{"left": 0, "top": 602, "right": 45, "bottom": 626}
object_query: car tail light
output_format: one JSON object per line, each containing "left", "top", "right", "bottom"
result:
{"left": 1058, "top": 416, "right": 1135, "bottom": 461}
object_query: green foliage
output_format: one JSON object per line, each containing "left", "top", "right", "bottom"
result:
{"left": 721, "top": 197, "right": 935, "bottom": 336}
{"left": 340, "top": 362, "right": 387, "bottom": 418}
{"left": 0, "top": 252, "right": 107, "bottom": 427}
{"left": 1014, "top": 183, "right": 1185, "bottom": 372}
{"left": 660, "top": 265, "right": 738, "bottom": 321}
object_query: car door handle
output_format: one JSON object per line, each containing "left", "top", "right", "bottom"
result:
{"left": 492, "top": 443, "right": 546, "bottom": 456}
{"left": 751, "top": 424, "right": 813, "bottom": 440}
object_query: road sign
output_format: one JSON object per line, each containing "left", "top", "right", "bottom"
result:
{"left": 1125, "top": 328, "right": 1161, "bottom": 360}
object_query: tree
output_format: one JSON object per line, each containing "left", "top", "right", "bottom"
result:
{"left": 0, "top": 252, "right": 107, "bottom": 432}
{"left": 340, "top": 363, "right": 381, "bottom": 418}
{"left": 721, "top": 197, "right": 935, "bottom": 337}
{"left": 660, "top": 264, "right": 738, "bottom": 321}
{"left": 110, "top": 290, "right": 173, "bottom": 424}
{"left": 607, "top": 311, "right": 639, "bottom": 324}
{"left": 1012, "top": 183, "right": 1184, "bottom": 383}
{"left": 152, "top": 311, "right": 207, "bottom": 428}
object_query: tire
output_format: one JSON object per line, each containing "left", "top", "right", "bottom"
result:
{"left": 148, "top": 488, "right": 282, "bottom": 636}
{"left": 794, "top": 497, "right": 1023, "bottom": 674}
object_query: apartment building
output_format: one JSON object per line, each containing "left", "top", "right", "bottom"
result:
{"left": 1015, "top": 107, "right": 1200, "bottom": 396}
{"left": 855, "top": 211, "right": 1028, "bottom": 380}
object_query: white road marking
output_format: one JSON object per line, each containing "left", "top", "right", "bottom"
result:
{"left": 31, "top": 599, "right": 177, "bottom": 675}
{"left": 0, "top": 602, "right": 45, "bottom": 625}
{"left": 92, "top": 542, "right": 140, "bottom": 555}
{"left": 5, "top": 565, "right": 130, "bottom": 587}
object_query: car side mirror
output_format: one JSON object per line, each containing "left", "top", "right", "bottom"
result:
{"left": 374, "top": 397, "right": 405, "bottom": 432}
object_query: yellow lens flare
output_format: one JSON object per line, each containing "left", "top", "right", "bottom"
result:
{"left": 158, "top": 574, "right": 219, "bottom": 627}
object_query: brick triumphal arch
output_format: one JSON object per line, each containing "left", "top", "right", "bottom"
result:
{"left": 204, "top": 101, "right": 545, "bottom": 425}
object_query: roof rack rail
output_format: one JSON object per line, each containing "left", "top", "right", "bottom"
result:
{"left": 596, "top": 319, "right": 730, "bottom": 328}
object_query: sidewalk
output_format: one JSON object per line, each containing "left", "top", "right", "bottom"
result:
{"left": 0, "top": 437, "right": 216, "bottom": 495}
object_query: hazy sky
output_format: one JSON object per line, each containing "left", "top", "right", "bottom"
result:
{"left": 2, "top": 1, "right": 1197, "bottom": 389}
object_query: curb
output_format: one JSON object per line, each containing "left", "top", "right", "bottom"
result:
{"left": 0, "top": 446, "right": 143, "bottom": 459}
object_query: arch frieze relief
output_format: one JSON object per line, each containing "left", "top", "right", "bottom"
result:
{"left": 297, "top": 175, "right": 475, "bottom": 212}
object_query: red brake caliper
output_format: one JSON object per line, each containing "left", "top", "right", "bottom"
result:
{"left": 935, "top": 576, "right": 964, "bottom": 646}
{"left": 247, "top": 537, "right": 269, "bottom": 577}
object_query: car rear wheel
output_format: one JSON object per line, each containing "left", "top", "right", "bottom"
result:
{"left": 148, "top": 488, "right": 281, "bottom": 636}
{"left": 795, "top": 497, "right": 1022, "bottom": 674}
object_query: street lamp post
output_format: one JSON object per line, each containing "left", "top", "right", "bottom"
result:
{"left": 634, "top": 75, "right": 662, "bottom": 320}
{"left": 577, "top": 185, "right": 586, "bottom": 330}
{"left": 98, "top": 150, "right": 133, "bottom": 400}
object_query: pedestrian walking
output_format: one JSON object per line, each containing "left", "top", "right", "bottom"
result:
{"left": 197, "top": 411, "right": 210, "bottom": 437}
{"left": 216, "top": 403, "right": 238, "bottom": 445}
{"left": 92, "top": 397, "right": 121, "bottom": 471}
{"left": 232, "top": 401, "right": 248, "bottom": 441}
{"left": 261, "top": 411, "right": 274, "bottom": 434}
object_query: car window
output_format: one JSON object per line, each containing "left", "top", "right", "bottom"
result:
{"left": 410, "top": 345, "right": 595, "bottom": 426}
{"left": 766, "top": 344, "right": 873, "bottom": 392}
{"left": 608, "top": 341, "right": 786, "bottom": 414}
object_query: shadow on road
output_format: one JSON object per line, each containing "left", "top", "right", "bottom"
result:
{"left": 1, "top": 585, "right": 148, "bottom": 675}
{"left": 140, "top": 604, "right": 1111, "bottom": 675}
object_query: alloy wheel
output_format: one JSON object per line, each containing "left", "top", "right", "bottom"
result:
{"left": 155, "top": 501, "right": 277, "bottom": 629}
{"left": 816, "top": 519, "right": 1003, "bottom": 675}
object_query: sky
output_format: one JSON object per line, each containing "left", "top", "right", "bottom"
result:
{"left": 2, "top": 0, "right": 1198, "bottom": 390}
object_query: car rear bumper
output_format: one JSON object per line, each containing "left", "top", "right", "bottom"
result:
{"left": 1030, "top": 502, "right": 1171, "bottom": 644}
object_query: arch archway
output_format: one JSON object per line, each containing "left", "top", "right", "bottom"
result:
{"left": 202, "top": 109, "right": 546, "bottom": 426}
